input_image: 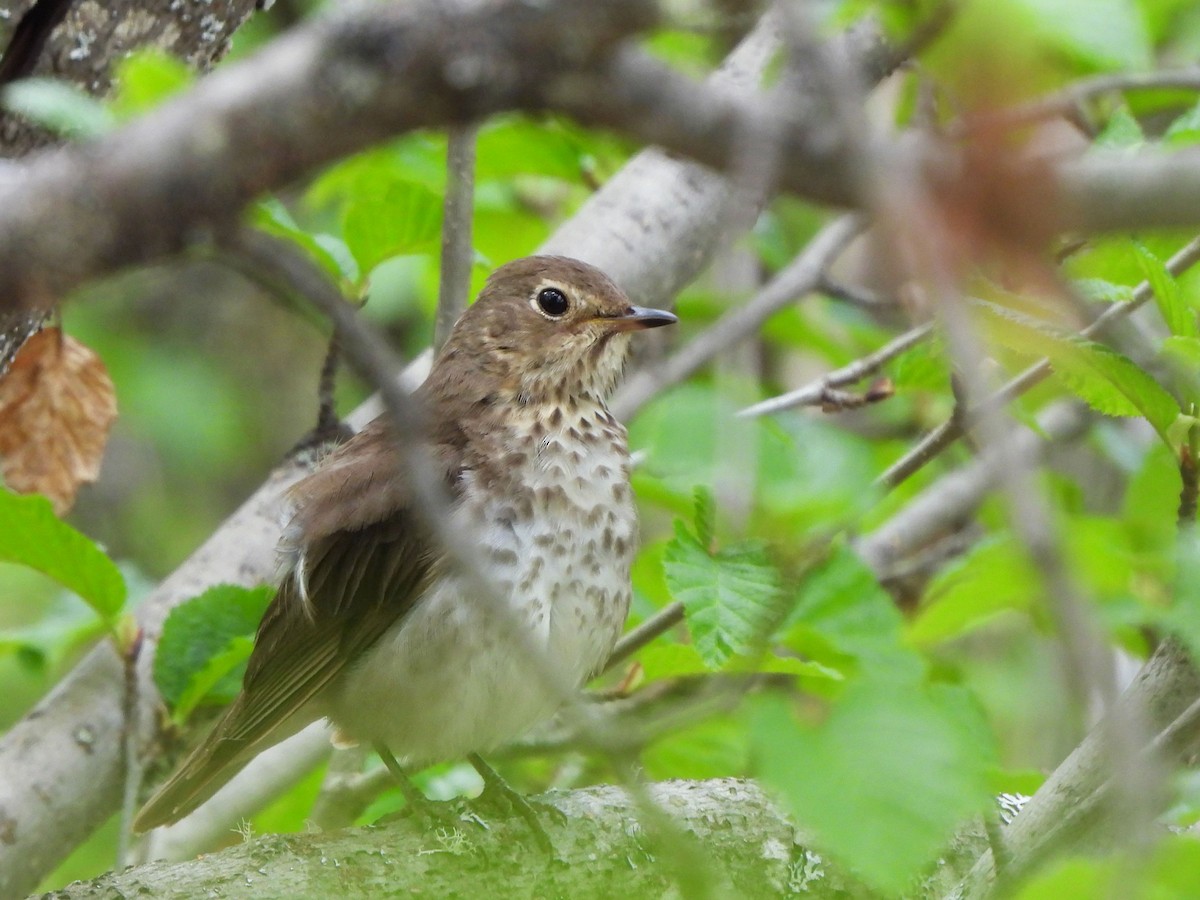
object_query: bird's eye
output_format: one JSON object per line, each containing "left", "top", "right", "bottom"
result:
{"left": 536, "top": 287, "right": 570, "bottom": 317}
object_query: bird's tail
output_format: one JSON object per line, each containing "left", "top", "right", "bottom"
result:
{"left": 133, "top": 697, "right": 305, "bottom": 832}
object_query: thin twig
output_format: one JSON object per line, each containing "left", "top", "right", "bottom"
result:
{"left": 878, "top": 234, "right": 1200, "bottom": 490}
{"left": 958, "top": 69, "right": 1200, "bottom": 136}
{"left": 434, "top": 125, "right": 477, "bottom": 351}
{"left": 818, "top": 276, "right": 893, "bottom": 310}
{"left": 740, "top": 322, "right": 933, "bottom": 417}
{"left": 604, "top": 602, "right": 685, "bottom": 672}
{"left": 117, "top": 633, "right": 145, "bottom": 868}
{"left": 613, "top": 214, "right": 864, "bottom": 419}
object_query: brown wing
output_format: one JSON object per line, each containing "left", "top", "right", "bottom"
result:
{"left": 134, "top": 511, "right": 438, "bottom": 832}
{"left": 135, "top": 418, "right": 451, "bottom": 832}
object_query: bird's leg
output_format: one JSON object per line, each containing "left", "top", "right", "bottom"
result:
{"left": 373, "top": 744, "right": 464, "bottom": 835}
{"left": 467, "top": 752, "right": 563, "bottom": 853}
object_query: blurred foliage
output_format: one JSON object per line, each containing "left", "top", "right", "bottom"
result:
{"left": 5, "top": 0, "right": 1200, "bottom": 896}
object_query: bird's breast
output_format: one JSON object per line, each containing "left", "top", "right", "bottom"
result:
{"left": 326, "top": 402, "right": 637, "bottom": 762}
{"left": 469, "top": 403, "right": 637, "bottom": 682}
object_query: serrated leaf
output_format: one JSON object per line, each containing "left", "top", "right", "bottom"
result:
{"left": 0, "top": 491, "right": 125, "bottom": 623}
{"left": 154, "top": 584, "right": 272, "bottom": 721}
{"left": 749, "top": 681, "right": 995, "bottom": 893}
{"left": 1135, "top": 242, "right": 1198, "bottom": 337}
{"left": 663, "top": 523, "right": 782, "bottom": 668}
{"left": 2, "top": 79, "right": 114, "bottom": 139}
{"left": 0, "top": 328, "right": 118, "bottom": 513}
{"left": 975, "top": 299, "right": 1180, "bottom": 443}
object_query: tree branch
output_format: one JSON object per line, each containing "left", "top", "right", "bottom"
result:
{"left": 36, "top": 780, "right": 880, "bottom": 900}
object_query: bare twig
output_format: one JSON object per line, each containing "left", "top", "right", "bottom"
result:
{"left": 878, "top": 234, "right": 1200, "bottom": 490}
{"left": 613, "top": 214, "right": 864, "bottom": 419}
{"left": 740, "top": 322, "right": 933, "bottom": 417}
{"left": 434, "top": 125, "right": 477, "bottom": 351}
{"left": 604, "top": 602, "right": 686, "bottom": 672}
{"left": 818, "top": 276, "right": 894, "bottom": 310}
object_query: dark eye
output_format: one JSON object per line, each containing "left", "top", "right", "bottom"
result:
{"left": 536, "top": 287, "right": 569, "bottom": 317}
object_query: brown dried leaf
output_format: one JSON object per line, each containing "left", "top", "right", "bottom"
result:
{"left": 0, "top": 327, "right": 117, "bottom": 513}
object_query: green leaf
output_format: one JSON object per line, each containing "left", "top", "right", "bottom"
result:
{"left": 1013, "top": 0, "right": 1151, "bottom": 70}
{"left": 0, "top": 491, "right": 126, "bottom": 624}
{"left": 154, "top": 584, "right": 273, "bottom": 720}
{"left": 1094, "top": 106, "right": 1145, "bottom": 149}
{"left": 890, "top": 337, "right": 950, "bottom": 391}
{"left": 2, "top": 79, "right": 114, "bottom": 139}
{"left": 1074, "top": 278, "right": 1133, "bottom": 304}
{"left": 252, "top": 199, "right": 360, "bottom": 285}
{"left": 110, "top": 50, "right": 194, "bottom": 120}
{"left": 748, "top": 681, "right": 995, "bottom": 893}
{"left": 975, "top": 299, "right": 1181, "bottom": 443}
{"left": 909, "top": 536, "right": 1039, "bottom": 645}
{"left": 692, "top": 485, "right": 715, "bottom": 550}
{"left": 783, "top": 545, "right": 920, "bottom": 681}
{"left": 1134, "top": 242, "right": 1198, "bottom": 337}
{"left": 342, "top": 177, "right": 442, "bottom": 276}
{"left": 172, "top": 636, "right": 255, "bottom": 723}
{"left": 1162, "top": 335, "right": 1200, "bottom": 370}
{"left": 662, "top": 523, "right": 782, "bottom": 668}
{"left": 639, "top": 641, "right": 841, "bottom": 687}
{"left": 638, "top": 642, "right": 712, "bottom": 680}
{"left": 1165, "top": 99, "right": 1200, "bottom": 147}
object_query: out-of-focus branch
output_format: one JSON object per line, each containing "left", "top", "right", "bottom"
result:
{"left": 955, "top": 641, "right": 1200, "bottom": 899}
{"left": 8, "top": 0, "right": 1200, "bottom": 323}
{"left": 434, "top": 125, "right": 477, "bottom": 351}
{"left": 0, "top": 0, "right": 659, "bottom": 315}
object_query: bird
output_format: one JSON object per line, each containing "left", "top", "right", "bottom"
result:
{"left": 134, "top": 255, "right": 677, "bottom": 832}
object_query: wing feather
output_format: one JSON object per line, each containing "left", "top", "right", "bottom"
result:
{"left": 134, "top": 510, "right": 438, "bottom": 831}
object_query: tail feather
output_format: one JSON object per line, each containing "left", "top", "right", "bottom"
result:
{"left": 134, "top": 698, "right": 307, "bottom": 832}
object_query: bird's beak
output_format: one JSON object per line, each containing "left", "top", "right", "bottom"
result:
{"left": 607, "top": 306, "right": 678, "bottom": 332}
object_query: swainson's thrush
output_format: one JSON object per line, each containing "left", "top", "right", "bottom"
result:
{"left": 135, "top": 255, "right": 676, "bottom": 830}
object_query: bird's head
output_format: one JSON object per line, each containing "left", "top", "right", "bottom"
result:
{"left": 434, "top": 255, "right": 676, "bottom": 406}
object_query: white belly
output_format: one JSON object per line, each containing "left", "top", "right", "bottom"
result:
{"left": 327, "top": 409, "right": 635, "bottom": 763}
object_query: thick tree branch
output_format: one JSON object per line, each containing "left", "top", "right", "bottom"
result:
{"left": 10, "top": 0, "right": 1200, "bottom": 324}
{"left": 37, "top": 780, "right": 881, "bottom": 900}
{"left": 0, "top": 0, "right": 261, "bottom": 155}
{"left": 0, "top": 0, "right": 659, "bottom": 314}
